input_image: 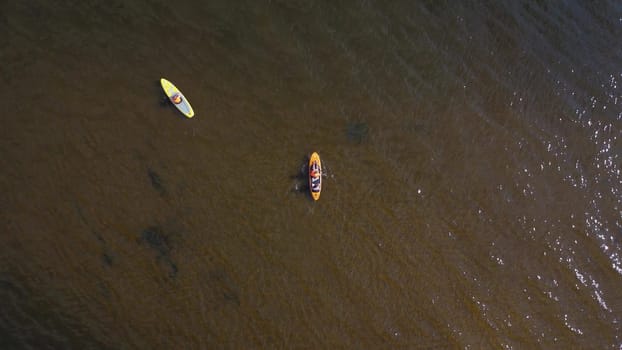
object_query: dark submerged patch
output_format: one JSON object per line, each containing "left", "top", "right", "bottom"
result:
{"left": 141, "top": 226, "right": 171, "bottom": 256}
{"left": 346, "top": 122, "right": 369, "bottom": 144}
{"left": 139, "top": 226, "right": 179, "bottom": 278}
{"left": 147, "top": 168, "right": 165, "bottom": 195}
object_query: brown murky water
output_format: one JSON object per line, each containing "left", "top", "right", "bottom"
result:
{"left": 2, "top": 1, "right": 622, "bottom": 348}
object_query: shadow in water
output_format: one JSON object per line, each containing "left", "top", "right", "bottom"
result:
{"left": 154, "top": 80, "right": 169, "bottom": 106}
{"left": 290, "top": 154, "right": 310, "bottom": 197}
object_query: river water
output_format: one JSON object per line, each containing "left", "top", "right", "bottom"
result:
{"left": 1, "top": 1, "right": 622, "bottom": 348}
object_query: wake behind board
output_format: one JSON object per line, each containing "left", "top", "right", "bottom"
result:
{"left": 309, "top": 152, "right": 322, "bottom": 201}
{"left": 160, "top": 78, "right": 194, "bottom": 118}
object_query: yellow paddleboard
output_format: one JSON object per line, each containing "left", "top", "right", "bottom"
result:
{"left": 160, "top": 78, "right": 194, "bottom": 118}
{"left": 309, "top": 152, "right": 322, "bottom": 201}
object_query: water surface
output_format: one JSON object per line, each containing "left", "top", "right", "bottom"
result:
{"left": 1, "top": 1, "right": 622, "bottom": 348}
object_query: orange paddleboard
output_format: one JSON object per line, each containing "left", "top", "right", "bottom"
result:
{"left": 309, "top": 152, "right": 322, "bottom": 201}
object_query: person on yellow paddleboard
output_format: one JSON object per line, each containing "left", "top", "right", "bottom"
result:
{"left": 171, "top": 93, "right": 183, "bottom": 104}
{"left": 310, "top": 167, "right": 321, "bottom": 192}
